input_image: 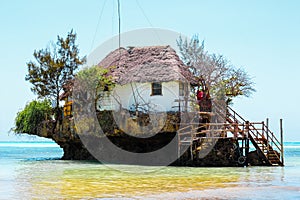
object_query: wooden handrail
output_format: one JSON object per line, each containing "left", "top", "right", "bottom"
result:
{"left": 178, "top": 100, "right": 283, "bottom": 165}
{"left": 225, "top": 104, "right": 283, "bottom": 165}
{"left": 227, "top": 106, "right": 247, "bottom": 122}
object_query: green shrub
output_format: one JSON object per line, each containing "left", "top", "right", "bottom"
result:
{"left": 13, "top": 99, "right": 52, "bottom": 135}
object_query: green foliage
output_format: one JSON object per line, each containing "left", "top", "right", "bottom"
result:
{"left": 76, "top": 65, "right": 114, "bottom": 91}
{"left": 177, "top": 35, "right": 256, "bottom": 104}
{"left": 76, "top": 65, "right": 115, "bottom": 106}
{"left": 25, "top": 29, "right": 86, "bottom": 111}
{"left": 13, "top": 99, "right": 52, "bottom": 135}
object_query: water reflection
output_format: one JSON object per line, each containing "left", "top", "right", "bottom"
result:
{"left": 15, "top": 161, "right": 242, "bottom": 199}
{"left": 5, "top": 142, "right": 300, "bottom": 199}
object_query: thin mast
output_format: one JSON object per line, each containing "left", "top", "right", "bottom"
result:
{"left": 117, "top": 0, "right": 121, "bottom": 49}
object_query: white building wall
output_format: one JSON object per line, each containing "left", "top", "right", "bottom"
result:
{"left": 97, "top": 81, "right": 191, "bottom": 112}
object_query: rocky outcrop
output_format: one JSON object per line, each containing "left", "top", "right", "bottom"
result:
{"left": 247, "top": 150, "right": 268, "bottom": 166}
{"left": 174, "top": 138, "right": 243, "bottom": 167}
{"left": 36, "top": 111, "right": 269, "bottom": 166}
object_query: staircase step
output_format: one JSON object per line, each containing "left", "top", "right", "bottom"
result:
{"left": 221, "top": 105, "right": 284, "bottom": 166}
{"left": 255, "top": 138, "right": 266, "bottom": 141}
{"left": 269, "top": 161, "right": 280, "bottom": 163}
{"left": 265, "top": 156, "right": 279, "bottom": 159}
{"left": 268, "top": 156, "right": 279, "bottom": 159}
{"left": 179, "top": 142, "right": 192, "bottom": 145}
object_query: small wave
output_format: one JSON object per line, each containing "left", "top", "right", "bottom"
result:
{"left": 25, "top": 157, "right": 62, "bottom": 161}
{"left": 0, "top": 142, "right": 59, "bottom": 148}
{"left": 284, "top": 145, "right": 300, "bottom": 149}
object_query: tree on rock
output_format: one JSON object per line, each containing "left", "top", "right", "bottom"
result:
{"left": 25, "top": 30, "right": 86, "bottom": 120}
{"left": 177, "top": 35, "right": 255, "bottom": 104}
{"left": 13, "top": 99, "right": 52, "bottom": 135}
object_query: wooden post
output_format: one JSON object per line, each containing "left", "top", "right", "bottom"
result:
{"left": 280, "top": 119, "right": 284, "bottom": 165}
{"left": 266, "top": 118, "right": 269, "bottom": 157}
{"left": 245, "top": 121, "right": 250, "bottom": 160}
{"left": 242, "top": 122, "right": 245, "bottom": 138}
{"left": 178, "top": 129, "right": 182, "bottom": 162}
{"left": 240, "top": 138, "right": 245, "bottom": 156}
{"left": 266, "top": 126, "right": 269, "bottom": 159}
{"left": 245, "top": 121, "right": 249, "bottom": 139}
{"left": 234, "top": 123, "right": 238, "bottom": 138}
{"left": 262, "top": 121, "right": 265, "bottom": 138}
{"left": 266, "top": 118, "right": 269, "bottom": 132}
{"left": 245, "top": 138, "right": 250, "bottom": 166}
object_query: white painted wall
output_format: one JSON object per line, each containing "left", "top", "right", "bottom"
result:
{"left": 97, "top": 81, "right": 192, "bottom": 112}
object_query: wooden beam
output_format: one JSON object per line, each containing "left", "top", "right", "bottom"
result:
{"left": 280, "top": 119, "right": 284, "bottom": 166}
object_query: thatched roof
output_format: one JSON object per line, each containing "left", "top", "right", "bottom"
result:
{"left": 98, "top": 45, "right": 195, "bottom": 85}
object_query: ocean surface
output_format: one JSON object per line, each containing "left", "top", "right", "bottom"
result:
{"left": 0, "top": 141, "right": 299, "bottom": 200}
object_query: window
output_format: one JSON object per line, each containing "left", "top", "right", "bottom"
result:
{"left": 151, "top": 83, "right": 162, "bottom": 95}
{"left": 179, "top": 82, "right": 184, "bottom": 96}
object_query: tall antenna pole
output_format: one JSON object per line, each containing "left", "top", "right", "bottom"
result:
{"left": 117, "top": 0, "right": 121, "bottom": 49}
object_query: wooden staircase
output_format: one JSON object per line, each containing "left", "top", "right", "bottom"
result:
{"left": 215, "top": 103, "right": 284, "bottom": 166}
{"left": 177, "top": 102, "right": 284, "bottom": 166}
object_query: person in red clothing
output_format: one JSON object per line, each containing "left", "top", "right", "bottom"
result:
{"left": 197, "top": 88, "right": 212, "bottom": 112}
{"left": 197, "top": 89, "right": 204, "bottom": 101}
{"left": 197, "top": 88, "right": 204, "bottom": 109}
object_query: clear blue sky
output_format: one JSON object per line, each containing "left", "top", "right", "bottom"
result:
{"left": 0, "top": 0, "right": 299, "bottom": 141}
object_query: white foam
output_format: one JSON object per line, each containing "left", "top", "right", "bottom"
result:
{"left": 0, "top": 142, "right": 59, "bottom": 148}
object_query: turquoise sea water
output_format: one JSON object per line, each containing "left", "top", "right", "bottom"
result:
{"left": 0, "top": 141, "right": 299, "bottom": 200}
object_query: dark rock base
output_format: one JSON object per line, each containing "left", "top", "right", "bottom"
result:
{"left": 56, "top": 135, "right": 254, "bottom": 167}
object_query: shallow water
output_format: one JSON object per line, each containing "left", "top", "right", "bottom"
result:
{"left": 0, "top": 142, "right": 299, "bottom": 199}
